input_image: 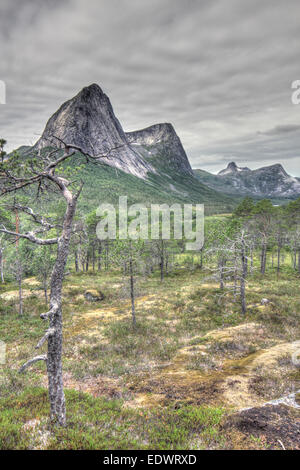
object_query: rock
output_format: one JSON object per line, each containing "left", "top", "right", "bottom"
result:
{"left": 34, "top": 84, "right": 154, "bottom": 179}
{"left": 84, "top": 290, "right": 105, "bottom": 302}
{"left": 126, "top": 123, "right": 193, "bottom": 176}
{"left": 261, "top": 298, "right": 270, "bottom": 305}
{"left": 223, "top": 404, "right": 300, "bottom": 450}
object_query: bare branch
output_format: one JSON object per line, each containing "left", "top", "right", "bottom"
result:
{"left": 35, "top": 327, "right": 55, "bottom": 349}
{"left": 46, "top": 149, "right": 78, "bottom": 171}
{"left": 0, "top": 175, "right": 42, "bottom": 195}
{"left": 8, "top": 204, "right": 58, "bottom": 229}
{"left": 19, "top": 355, "right": 47, "bottom": 373}
{"left": 74, "top": 181, "right": 84, "bottom": 201}
{"left": 0, "top": 225, "right": 58, "bottom": 245}
{"left": 51, "top": 135, "right": 124, "bottom": 161}
{"left": 40, "top": 304, "right": 58, "bottom": 320}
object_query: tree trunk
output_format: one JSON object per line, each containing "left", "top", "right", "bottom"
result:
{"left": 160, "top": 255, "right": 164, "bottom": 281}
{"left": 18, "top": 263, "right": 23, "bottom": 316}
{"left": 165, "top": 253, "right": 169, "bottom": 275}
{"left": 159, "top": 240, "right": 165, "bottom": 281}
{"left": 46, "top": 192, "right": 77, "bottom": 426}
{"left": 277, "top": 244, "right": 281, "bottom": 278}
{"left": 85, "top": 251, "right": 89, "bottom": 272}
{"left": 105, "top": 242, "right": 109, "bottom": 270}
{"left": 74, "top": 249, "right": 79, "bottom": 272}
{"left": 240, "top": 237, "right": 247, "bottom": 315}
{"left": 219, "top": 258, "right": 225, "bottom": 290}
{"left": 97, "top": 242, "right": 102, "bottom": 271}
{"left": 0, "top": 247, "right": 4, "bottom": 283}
{"left": 260, "top": 243, "right": 267, "bottom": 274}
{"left": 92, "top": 243, "right": 95, "bottom": 272}
{"left": 43, "top": 275, "right": 48, "bottom": 306}
{"left": 81, "top": 252, "right": 85, "bottom": 272}
{"left": 233, "top": 253, "right": 238, "bottom": 300}
{"left": 129, "top": 259, "right": 136, "bottom": 328}
{"left": 200, "top": 248, "right": 203, "bottom": 269}
{"left": 250, "top": 245, "right": 253, "bottom": 274}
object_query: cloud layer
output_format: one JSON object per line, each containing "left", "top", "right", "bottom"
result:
{"left": 0, "top": 0, "right": 300, "bottom": 174}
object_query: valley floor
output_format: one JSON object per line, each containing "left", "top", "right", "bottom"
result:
{"left": 0, "top": 264, "right": 299, "bottom": 449}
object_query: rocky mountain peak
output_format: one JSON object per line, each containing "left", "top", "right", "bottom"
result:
{"left": 79, "top": 83, "right": 104, "bottom": 96}
{"left": 34, "top": 84, "right": 154, "bottom": 178}
{"left": 218, "top": 161, "right": 250, "bottom": 176}
{"left": 127, "top": 123, "right": 176, "bottom": 145}
{"left": 227, "top": 162, "right": 238, "bottom": 171}
{"left": 258, "top": 163, "right": 288, "bottom": 177}
{"left": 126, "top": 123, "right": 193, "bottom": 176}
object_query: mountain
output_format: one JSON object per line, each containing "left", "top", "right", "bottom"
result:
{"left": 194, "top": 162, "right": 300, "bottom": 199}
{"left": 218, "top": 161, "right": 250, "bottom": 175}
{"left": 35, "top": 84, "right": 194, "bottom": 179}
{"left": 15, "top": 83, "right": 236, "bottom": 214}
{"left": 126, "top": 123, "right": 193, "bottom": 176}
{"left": 34, "top": 84, "right": 153, "bottom": 179}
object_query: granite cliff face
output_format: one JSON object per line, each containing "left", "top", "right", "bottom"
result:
{"left": 126, "top": 123, "right": 193, "bottom": 176}
{"left": 35, "top": 84, "right": 154, "bottom": 178}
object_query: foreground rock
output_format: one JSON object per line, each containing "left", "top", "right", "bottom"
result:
{"left": 224, "top": 404, "right": 300, "bottom": 450}
{"left": 84, "top": 290, "right": 105, "bottom": 302}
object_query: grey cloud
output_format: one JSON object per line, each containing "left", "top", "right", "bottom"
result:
{"left": 0, "top": 0, "right": 300, "bottom": 175}
{"left": 258, "top": 125, "right": 300, "bottom": 136}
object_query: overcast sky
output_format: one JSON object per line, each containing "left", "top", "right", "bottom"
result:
{"left": 0, "top": 0, "right": 300, "bottom": 174}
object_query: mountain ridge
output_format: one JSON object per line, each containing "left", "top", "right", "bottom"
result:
{"left": 195, "top": 161, "right": 300, "bottom": 198}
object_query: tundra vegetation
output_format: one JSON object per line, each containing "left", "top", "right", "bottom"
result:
{"left": 0, "top": 143, "right": 299, "bottom": 449}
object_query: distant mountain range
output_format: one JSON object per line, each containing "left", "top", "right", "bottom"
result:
{"left": 12, "top": 84, "right": 300, "bottom": 212}
{"left": 194, "top": 161, "right": 300, "bottom": 199}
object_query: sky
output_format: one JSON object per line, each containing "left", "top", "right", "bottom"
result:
{"left": 0, "top": 0, "right": 300, "bottom": 175}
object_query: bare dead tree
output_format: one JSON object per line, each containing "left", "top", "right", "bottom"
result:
{"left": 0, "top": 139, "right": 121, "bottom": 426}
{"left": 206, "top": 230, "right": 250, "bottom": 314}
{"left": 240, "top": 231, "right": 247, "bottom": 315}
{"left": 151, "top": 239, "right": 169, "bottom": 281}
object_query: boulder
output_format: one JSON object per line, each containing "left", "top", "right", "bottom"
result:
{"left": 84, "top": 290, "right": 105, "bottom": 302}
